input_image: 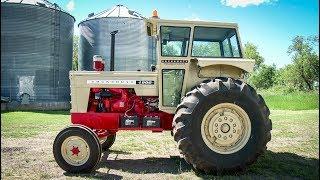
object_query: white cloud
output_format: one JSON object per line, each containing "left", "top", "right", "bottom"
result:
{"left": 66, "top": 0, "right": 75, "bottom": 12}
{"left": 221, "top": 0, "right": 274, "bottom": 8}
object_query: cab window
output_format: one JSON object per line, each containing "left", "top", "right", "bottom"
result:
{"left": 192, "top": 26, "right": 242, "bottom": 58}
{"left": 160, "top": 26, "right": 191, "bottom": 57}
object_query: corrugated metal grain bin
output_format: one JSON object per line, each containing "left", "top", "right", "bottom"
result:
{"left": 1, "top": 0, "right": 75, "bottom": 107}
{"left": 78, "top": 4, "right": 156, "bottom": 71}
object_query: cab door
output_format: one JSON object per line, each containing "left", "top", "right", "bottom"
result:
{"left": 157, "top": 25, "right": 193, "bottom": 114}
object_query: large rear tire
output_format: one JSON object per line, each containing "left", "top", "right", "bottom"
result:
{"left": 173, "top": 78, "right": 272, "bottom": 173}
{"left": 53, "top": 125, "right": 102, "bottom": 173}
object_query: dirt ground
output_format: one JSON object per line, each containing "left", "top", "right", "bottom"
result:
{"left": 1, "top": 131, "right": 203, "bottom": 180}
{"left": 1, "top": 110, "right": 319, "bottom": 179}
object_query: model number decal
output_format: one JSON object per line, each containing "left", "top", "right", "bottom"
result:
{"left": 87, "top": 80, "right": 154, "bottom": 85}
{"left": 136, "top": 80, "right": 154, "bottom": 85}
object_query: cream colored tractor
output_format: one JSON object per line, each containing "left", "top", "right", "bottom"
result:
{"left": 53, "top": 12, "right": 272, "bottom": 173}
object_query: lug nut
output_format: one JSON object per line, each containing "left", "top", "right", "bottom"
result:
{"left": 224, "top": 117, "right": 227, "bottom": 120}
{"left": 223, "top": 136, "right": 227, "bottom": 140}
{"left": 218, "top": 134, "right": 221, "bottom": 138}
{"left": 218, "top": 119, "right": 222, "bottom": 122}
{"left": 233, "top": 124, "right": 236, "bottom": 127}
{"left": 230, "top": 119, "right": 233, "bottom": 122}
{"left": 215, "top": 123, "right": 218, "bottom": 127}
{"left": 215, "top": 130, "right": 218, "bottom": 133}
{"left": 229, "top": 134, "right": 232, "bottom": 138}
{"left": 233, "top": 130, "right": 236, "bottom": 133}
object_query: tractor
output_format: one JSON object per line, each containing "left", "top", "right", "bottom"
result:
{"left": 53, "top": 10, "right": 272, "bottom": 173}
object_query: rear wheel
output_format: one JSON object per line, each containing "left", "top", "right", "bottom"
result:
{"left": 201, "top": 103, "right": 251, "bottom": 155}
{"left": 53, "top": 125, "right": 102, "bottom": 173}
{"left": 173, "top": 78, "right": 272, "bottom": 173}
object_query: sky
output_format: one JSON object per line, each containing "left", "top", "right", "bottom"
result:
{"left": 53, "top": 0, "right": 319, "bottom": 68}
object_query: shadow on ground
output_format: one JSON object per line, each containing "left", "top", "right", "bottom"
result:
{"left": 69, "top": 150, "right": 318, "bottom": 179}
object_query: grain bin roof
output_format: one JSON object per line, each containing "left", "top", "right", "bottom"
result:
{"left": 2, "top": 0, "right": 60, "bottom": 8}
{"left": 1, "top": 0, "right": 75, "bottom": 20}
{"left": 81, "top": 4, "right": 144, "bottom": 23}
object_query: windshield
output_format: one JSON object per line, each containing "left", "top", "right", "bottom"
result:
{"left": 192, "top": 26, "right": 242, "bottom": 58}
{"left": 160, "top": 26, "right": 191, "bottom": 57}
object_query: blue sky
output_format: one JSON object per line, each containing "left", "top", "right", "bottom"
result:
{"left": 53, "top": 0, "right": 319, "bottom": 68}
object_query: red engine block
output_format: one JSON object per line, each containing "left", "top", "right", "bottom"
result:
{"left": 71, "top": 88, "right": 174, "bottom": 132}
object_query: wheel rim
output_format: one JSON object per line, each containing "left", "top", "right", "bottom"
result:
{"left": 201, "top": 103, "right": 251, "bottom": 154}
{"left": 61, "top": 136, "right": 90, "bottom": 166}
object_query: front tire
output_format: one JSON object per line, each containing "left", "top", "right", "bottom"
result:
{"left": 173, "top": 78, "right": 272, "bottom": 173}
{"left": 53, "top": 125, "right": 102, "bottom": 173}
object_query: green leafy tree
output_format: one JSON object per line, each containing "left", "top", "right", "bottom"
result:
{"left": 72, "top": 35, "right": 79, "bottom": 71}
{"left": 162, "top": 44, "right": 179, "bottom": 56}
{"left": 192, "top": 43, "right": 221, "bottom": 57}
{"left": 248, "top": 64, "right": 277, "bottom": 89}
{"left": 287, "top": 35, "right": 319, "bottom": 90}
{"left": 244, "top": 42, "right": 264, "bottom": 70}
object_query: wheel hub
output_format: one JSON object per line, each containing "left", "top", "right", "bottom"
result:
{"left": 61, "top": 136, "right": 90, "bottom": 166}
{"left": 71, "top": 146, "right": 80, "bottom": 156}
{"left": 220, "top": 123, "right": 230, "bottom": 133}
{"left": 201, "top": 103, "right": 251, "bottom": 154}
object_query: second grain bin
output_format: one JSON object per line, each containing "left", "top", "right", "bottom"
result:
{"left": 78, "top": 4, "right": 156, "bottom": 71}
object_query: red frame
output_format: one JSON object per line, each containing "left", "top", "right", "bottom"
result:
{"left": 71, "top": 112, "right": 174, "bottom": 133}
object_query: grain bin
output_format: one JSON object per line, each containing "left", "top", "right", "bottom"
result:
{"left": 78, "top": 4, "right": 156, "bottom": 71}
{"left": 1, "top": 0, "right": 75, "bottom": 109}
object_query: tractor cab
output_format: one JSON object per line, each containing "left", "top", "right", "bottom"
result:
{"left": 145, "top": 13, "right": 255, "bottom": 112}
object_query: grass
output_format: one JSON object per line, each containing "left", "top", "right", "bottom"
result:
{"left": 1, "top": 110, "right": 319, "bottom": 179}
{"left": 259, "top": 91, "right": 319, "bottom": 110}
{"left": 1, "top": 111, "right": 69, "bottom": 138}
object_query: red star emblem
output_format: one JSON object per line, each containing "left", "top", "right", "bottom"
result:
{"left": 71, "top": 146, "right": 80, "bottom": 156}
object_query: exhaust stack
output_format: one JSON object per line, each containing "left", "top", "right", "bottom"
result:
{"left": 110, "top": 30, "right": 118, "bottom": 71}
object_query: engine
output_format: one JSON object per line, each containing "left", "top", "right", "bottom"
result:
{"left": 87, "top": 88, "right": 161, "bottom": 128}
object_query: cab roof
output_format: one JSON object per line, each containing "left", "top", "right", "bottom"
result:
{"left": 148, "top": 18, "right": 238, "bottom": 28}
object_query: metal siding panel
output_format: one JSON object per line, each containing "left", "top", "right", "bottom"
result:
{"left": 1, "top": 3, "right": 74, "bottom": 102}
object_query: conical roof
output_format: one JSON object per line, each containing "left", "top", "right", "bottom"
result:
{"left": 1, "top": 0, "right": 62, "bottom": 11}
{"left": 83, "top": 4, "right": 144, "bottom": 22}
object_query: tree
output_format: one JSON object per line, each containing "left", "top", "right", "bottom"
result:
{"left": 287, "top": 35, "right": 319, "bottom": 90}
{"left": 273, "top": 64, "right": 300, "bottom": 91}
{"left": 244, "top": 42, "right": 264, "bottom": 70}
{"left": 192, "top": 43, "right": 221, "bottom": 57}
{"left": 162, "top": 44, "right": 179, "bottom": 56}
{"left": 72, "top": 35, "right": 79, "bottom": 71}
{"left": 248, "top": 64, "right": 277, "bottom": 89}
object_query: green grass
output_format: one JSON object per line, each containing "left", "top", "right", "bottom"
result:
{"left": 246, "top": 110, "right": 319, "bottom": 179}
{"left": 1, "top": 111, "right": 69, "bottom": 138}
{"left": 259, "top": 91, "right": 319, "bottom": 110}
{"left": 1, "top": 110, "right": 319, "bottom": 179}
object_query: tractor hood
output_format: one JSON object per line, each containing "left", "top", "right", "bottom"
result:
{"left": 192, "top": 58, "right": 255, "bottom": 73}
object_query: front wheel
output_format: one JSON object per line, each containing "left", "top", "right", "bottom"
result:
{"left": 173, "top": 78, "right": 272, "bottom": 173}
{"left": 53, "top": 125, "right": 102, "bottom": 173}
